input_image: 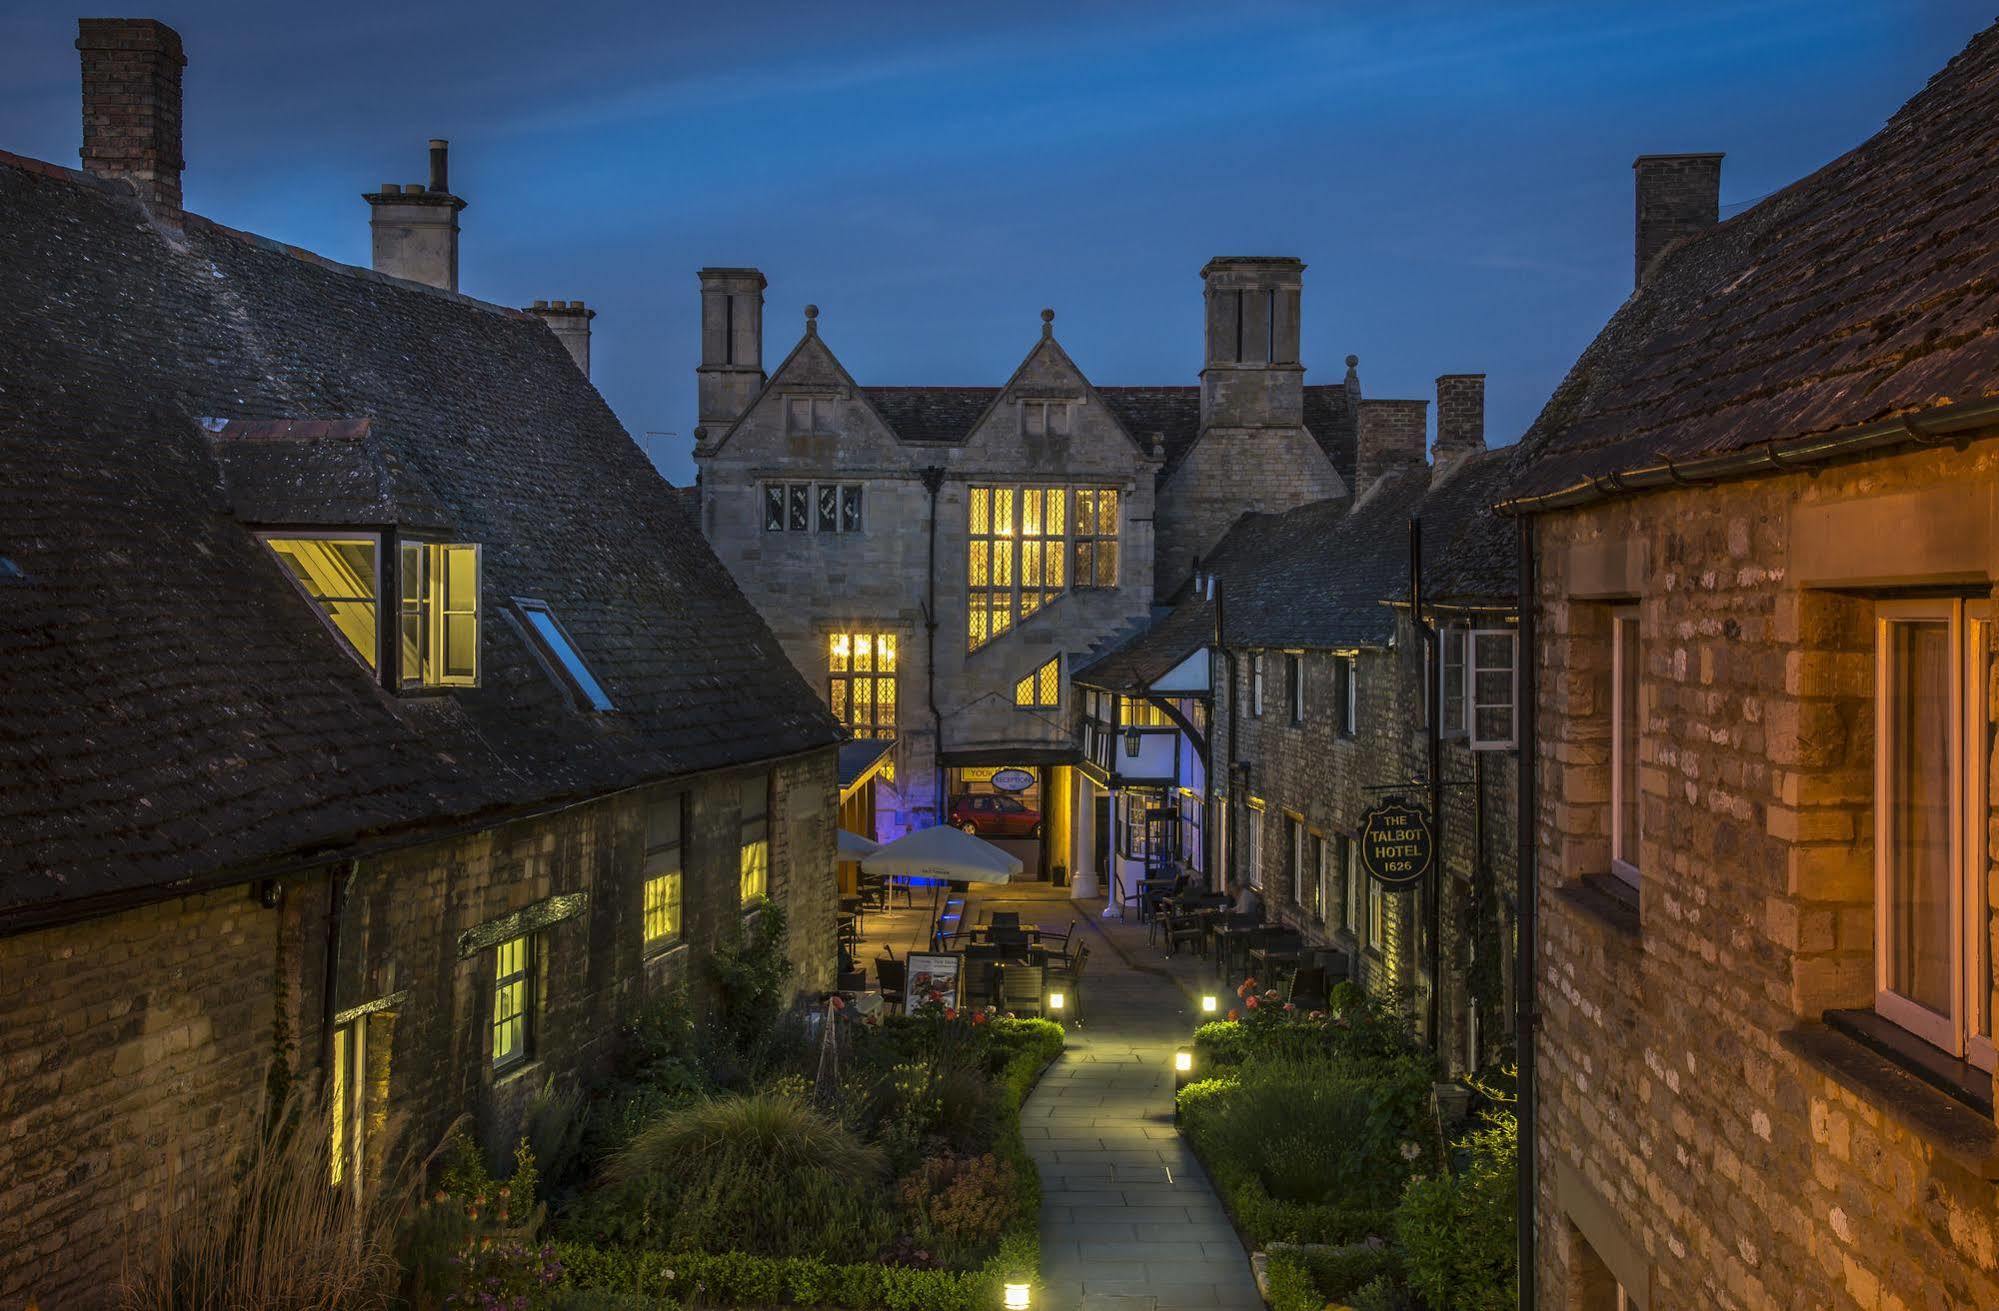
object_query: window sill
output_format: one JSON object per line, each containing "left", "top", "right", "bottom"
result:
{"left": 644, "top": 940, "right": 689, "bottom": 966}
{"left": 1780, "top": 1021, "right": 1999, "bottom": 1180}
{"left": 1556, "top": 873, "right": 1641, "bottom": 941}
{"left": 1823, "top": 1008, "right": 1993, "bottom": 1117}
{"left": 492, "top": 1057, "right": 541, "bottom": 1089}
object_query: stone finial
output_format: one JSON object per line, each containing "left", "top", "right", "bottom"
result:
{"left": 1346, "top": 354, "right": 1359, "bottom": 369}
{"left": 804, "top": 304, "right": 819, "bottom": 336}
{"left": 1151, "top": 433, "right": 1166, "bottom": 461}
{"left": 1344, "top": 355, "right": 1362, "bottom": 421}
{"left": 1041, "top": 307, "right": 1055, "bottom": 339}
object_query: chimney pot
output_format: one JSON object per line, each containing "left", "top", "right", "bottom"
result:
{"left": 526, "top": 298, "right": 595, "bottom": 378}
{"left": 428, "top": 138, "right": 449, "bottom": 193}
{"left": 1633, "top": 152, "right": 1723, "bottom": 287}
{"left": 76, "top": 18, "right": 187, "bottom": 224}
{"left": 365, "top": 141, "right": 467, "bottom": 291}
{"left": 532, "top": 298, "right": 549, "bottom": 309}
{"left": 381, "top": 182, "right": 401, "bottom": 194}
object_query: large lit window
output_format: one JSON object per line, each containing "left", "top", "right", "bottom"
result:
{"left": 516, "top": 599, "right": 613, "bottom": 711}
{"left": 266, "top": 536, "right": 380, "bottom": 671}
{"left": 1015, "top": 656, "right": 1060, "bottom": 709}
{"left": 967, "top": 485, "right": 1118, "bottom": 649}
{"left": 1875, "top": 599, "right": 1993, "bottom": 1067}
{"left": 492, "top": 936, "right": 532, "bottom": 1073}
{"left": 739, "top": 773, "right": 771, "bottom": 904}
{"left": 829, "top": 633, "right": 897, "bottom": 738}
{"left": 1610, "top": 610, "right": 1642, "bottom": 887}
{"left": 643, "top": 793, "right": 684, "bottom": 950}
{"left": 765, "top": 482, "right": 862, "bottom": 534}
{"left": 329, "top": 1019, "right": 365, "bottom": 1188}
{"left": 398, "top": 542, "right": 480, "bottom": 687}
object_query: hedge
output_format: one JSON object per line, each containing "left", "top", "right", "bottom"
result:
{"left": 554, "top": 1017, "right": 1063, "bottom": 1309}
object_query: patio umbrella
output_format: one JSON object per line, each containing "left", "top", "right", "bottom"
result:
{"left": 836, "top": 829, "right": 881, "bottom": 859}
{"left": 861, "top": 824, "right": 1021, "bottom": 950}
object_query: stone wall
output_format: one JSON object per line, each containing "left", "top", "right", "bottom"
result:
{"left": 1155, "top": 427, "right": 1346, "bottom": 598}
{"left": 1530, "top": 441, "right": 1999, "bottom": 1309}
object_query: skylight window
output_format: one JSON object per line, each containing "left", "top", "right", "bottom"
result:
{"left": 516, "top": 599, "right": 614, "bottom": 710}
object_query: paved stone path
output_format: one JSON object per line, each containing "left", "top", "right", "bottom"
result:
{"left": 1020, "top": 908, "right": 1263, "bottom": 1311}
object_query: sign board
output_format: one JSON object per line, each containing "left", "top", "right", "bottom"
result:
{"left": 906, "top": 952, "right": 964, "bottom": 1011}
{"left": 1359, "top": 799, "right": 1433, "bottom": 888}
{"left": 990, "top": 767, "right": 1035, "bottom": 794}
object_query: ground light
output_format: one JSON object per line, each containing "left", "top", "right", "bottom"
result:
{"left": 1173, "top": 1046, "right": 1194, "bottom": 1085}
{"left": 1200, "top": 993, "right": 1218, "bottom": 1015}
{"left": 1004, "top": 1281, "right": 1031, "bottom": 1309}
{"left": 1047, "top": 989, "right": 1065, "bottom": 1013}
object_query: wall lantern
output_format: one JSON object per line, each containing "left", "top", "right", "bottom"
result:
{"left": 1004, "top": 1282, "right": 1031, "bottom": 1309}
{"left": 1124, "top": 729, "right": 1141, "bottom": 757}
{"left": 1047, "top": 990, "right": 1066, "bottom": 1013}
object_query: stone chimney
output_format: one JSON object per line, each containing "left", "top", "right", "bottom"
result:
{"left": 1633, "top": 153, "right": 1722, "bottom": 287}
{"left": 76, "top": 19, "right": 187, "bottom": 224}
{"left": 696, "top": 267, "right": 766, "bottom": 439}
{"left": 1199, "top": 256, "right": 1305, "bottom": 432}
{"left": 1353, "top": 399, "right": 1428, "bottom": 502}
{"left": 528, "top": 300, "right": 595, "bottom": 377}
{"left": 1432, "top": 374, "right": 1486, "bottom": 477}
{"left": 365, "top": 139, "right": 467, "bottom": 291}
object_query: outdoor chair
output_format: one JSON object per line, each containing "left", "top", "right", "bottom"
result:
{"left": 1286, "top": 964, "right": 1330, "bottom": 1012}
{"left": 875, "top": 956, "right": 906, "bottom": 1012}
{"left": 961, "top": 959, "right": 1001, "bottom": 1010}
{"left": 1166, "top": 909, "right": 1207, "bottom": 957}
{"left": 987, "top": 911, "right": 1021, "bottom": 931}
{"left": 857, "top": 875, "right": 888, "bottom": 914}
{"left": 1000, "top": 963, "right": 1046, "bottom": 1018}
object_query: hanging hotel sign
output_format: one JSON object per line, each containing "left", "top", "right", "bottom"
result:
{"left": 1359, "top": 799, "right": 1433, "bottom": 888}
{"left": 990, "top": 768, "right": 1036, "bottom": 794}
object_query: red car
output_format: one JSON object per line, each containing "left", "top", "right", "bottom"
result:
{"left": 951, "top": 794, "right": 1042, "bottom": 838}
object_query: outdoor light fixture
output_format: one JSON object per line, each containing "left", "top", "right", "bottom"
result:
{"left": 1048, "top": 990, "right": 1066, "bottom": 1012}
{"left": 1124, "top": 729, "right": 1141, "bottom": 757}
{"left": 1173, "top": 1047, "right": 1194, "bottom": 1090}
{"left": 1201, "top": 993, "right": 1218, "bottom": 1015}
{"left": 1004, "top": 1282, "right": 1031, "bottom": 1309}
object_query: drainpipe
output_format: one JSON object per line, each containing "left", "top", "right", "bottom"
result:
{"left": 921, "top": 467, "right": 946, "bottom": 825}
{"left": 1217, "top": 579, "right": 1237, "bottom": 893}
{"left": 317, "top": 860, "right": 355, "bottom": 1082}
{"left": 1514, "top": 513, "right": 1539, "bottom": 1310}
{"left": 1412, "top": 515, "right": 1444, "bottom": 1054}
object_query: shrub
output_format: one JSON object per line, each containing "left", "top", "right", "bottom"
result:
{"left": 553, "top": 1235, "right": 1037, "bottom": 1311}
{"left": 565, "top": 1093, "right": 893, "bottom": 1260}
{"left": 404, "top": 1131, "right": 552, "bottom": 1308}
{"left": 898, "top": 1153, "right": 1020, "bottom": 1255}
{"left": 117, "top": 1092, "right": 420, "bottom": 1310}
{"left": 1261, "top": 1253, "right": 1322, "bottom": 1311}
{"left": 1394, "top": 1100, "right": 1517, "bottom": 1311}
{"left": 703, "top": 903, "right": 794, "bottom": 1063}
{"left": 1290, "top": 1242, "right": 1404, "bottom": 1300}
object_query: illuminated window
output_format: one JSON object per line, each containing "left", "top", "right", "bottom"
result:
{"left": 739, "top": 772, "right": 771, "bottom": 904}
{"left": 516, "top": 599, "right": 613, "bottom": 711}
{"left": 1875, "top": 599, "right": 1993, "bottom": 1068}
{"left": 643, "top": 793, "right": 684, "bottom": 949}
{"left": 492, "top": 936, "right": 532, "bottom": 1072}
{"left": 398, "top": 542, "right": 480, "bottom": 687}
{"left": 785, "top": 395, "right": 840, "bottom": 435}
{"left": 1119, "top": 695, "right": 1170, "bottom": 727}
{"left": 829, "top": 633, "right": 897, "bottom": 738}
{"left": 1367, "top": 875, "right": 1387, "bottom": 952}
{"left": 329, "top": 1019, "right": 365, "bottom": 1188}
{"left": 967, "top": 485, "right": 1118, "bottom": 649}
{"left": 764, "top": 482, "right": 862, "bottom": 533}
{"left": 1015, "top": 656, "right": 1060, "bottom": 709}
{"left": 1021, "top": 399, "right": 1071, "bottom": 438}
{"left": 265, "top": 536, "right": 380, "bottom": 671}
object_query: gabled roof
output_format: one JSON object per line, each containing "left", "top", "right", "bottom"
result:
{"left": 1097, "top": 384, "right": 1357, "bottom": 485}
{"left": 1505, "top": 21, "right": 1999, "bottom": 505}
{"left": 0, "top": 151, "right": 841, "bottom": 919}
{"left": 1073, "top": 598, "right": 1215, "bottom": 694}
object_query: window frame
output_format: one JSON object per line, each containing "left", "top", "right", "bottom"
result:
{"left": 1440, "top": 626, "right": 1469, "bottom": 739}
{"left": 1015, "top": 655, "right": 1061, "bottom": 709}
{"left": 491, "top": 935, "right": 533, "bottom": 1074}
{"left": 515, "top": 597, "right": 613, "bottom": 711}
{"left": 763, "top": 481, "right": 864, "bottom": 534}
{"left": 1366, "top": 872, "right": 1387, "bottom": 956}
{"left": 261, "top": 531, "right": 383, "bottom": 674}
{"left": 1021, "top": 399, "right": 1073, "bottom": 439}
{"left": 1338, "top": 655, "right": 1358, "bottom": 737}
{"left": 1309, "top": 831, "right": 1327, "bottom": 923}
{"left": 828, "top": 631, "right": 899, "bottom": 739}
{"left": 1244, "top": 798, "right": 1265, "bottom": 889}
{"left": 1610, "top": 608, "right": 1643, "bottom": 889}
{"left": 1250, "top": 653, "right": 1265, "bottom": 718}
{"left": 1468, "top": 627, "right": 1518, "bottom": 751}
{"left": 739, "top": 771, "right": 772, "bottom": 905}
{"left": 1287, "top": 652, "right": 1305, "bottom": 724}
{"left": 1873, "top": 597, "right": 1994, "bottom": 1069}
{"left": 784, "top": 393, "right": 840, "bottom": 436}
{"left": 1285, "top": 813, "right": 1304, "bottom": 908}
{"left": 643, "top": 791, "right": 686, "bottom": 952}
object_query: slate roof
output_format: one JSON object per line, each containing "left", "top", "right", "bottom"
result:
{"left": 861, "top": 387, "right": 1001, "bottom": 444}
{"left": 1505, "top": 21, "right": 1999, "bottom": 503}
{"left": 1073, "top": 598, "right": 1215, "bottom": 693}
{"left": 0, "top": 151, "right": 842, "bottom": 921}
{"left": 837, "top": 739, "right": 895, "bottom": 796}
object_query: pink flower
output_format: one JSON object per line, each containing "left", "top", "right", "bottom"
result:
{"left": 1227, "top": 1008, "right": 1241, "bottom": 1022}
{"left": 1282, "top": 1002, "right": 1296, "bottom": 1012}
{"left": 829, "top": 995, "right": 846, "bottom": 1011}
{"left": 943, "top": 1007, "right": 958, "bottom": 1021}
{"left": 1245, "top": 996, "right": 1259, "bottom": 1010}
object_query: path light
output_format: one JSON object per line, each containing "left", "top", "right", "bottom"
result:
{"left": 1200, "top": 993, "right": 1218, "bottom": 1015}
{"left": 1048, "top": 989, "right": 1066, "bottom": 1013}
{"left": 1174, "top": 1046, "right": 1194, "bottom": 1088}
{"left": 1004, "top": 1282, "right": 1031, "bottom": 1309}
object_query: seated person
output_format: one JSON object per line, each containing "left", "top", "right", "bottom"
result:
{"left": 1230, "top": 877, "right": 1264, "bottom": 921}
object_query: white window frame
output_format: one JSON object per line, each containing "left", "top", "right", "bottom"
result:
{"left": 1610, "top": 608, "right": 1642, "bottom": 889}
{"left": 1251, "top": 653, "right": 1265, "bottom": 718}
{"left": 1440, "top": 627, "right": 1468, "bottom": 739}
{"left": 1245, "top": 799, "right": 1265, "bottom": 889}
{"left": 1468, "top": 628, "right": 1518, "bottom": 751}
{"left": 1341, "top": 833, "right": 1361, "bottom": 935}
{"left": 1873, "top": 597, "right": 1993, "bottom": 1069}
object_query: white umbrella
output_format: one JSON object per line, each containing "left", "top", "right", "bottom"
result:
{"left": 837, "top": 829, "right": 881, "bottom": 859}
{"left": 861, "top": 823, "right": 1022, "bottom": 884}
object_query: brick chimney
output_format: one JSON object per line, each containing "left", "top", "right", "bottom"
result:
{"left": 1199, "top": 256, "right": 1305, "bottom": 432}
{"left": 528, "top": 300, "right": 595, "bottom": 377}
{"left": 695, "top": 267, "right": 766, "bottom": 441}
{"left": 1353, "top": 399, "right": 1428, "bottom": 502}
{"left": 76, "top": 19, "right": 187, "bottom": 225}
{"left": 1633, "top": 153, "right": 1723, "bottom": 287}
{"left": 1432, "top": 373, "right": 1486, "bottom": 477}
{"left": 365, "top": 140, "right": 467, "bottom": 291}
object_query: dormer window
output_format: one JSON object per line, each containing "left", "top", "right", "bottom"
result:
{"left": 1022, "top": 400, "right": 1071, "bottom": 438}
{"left": 398, "top": 542, "right": 480, "bottom": 688}
{"left": 785, "top": 395, "right": 839, "bottom": 436}
{"left": 263, "top": 533, "right": 478, "bottom": 689}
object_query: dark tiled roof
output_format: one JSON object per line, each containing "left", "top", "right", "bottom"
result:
{"left": 1096, "top": 384, "right": 1355, "bottom": 483}
{"left": 837, "top": 738, "right": 895, "bottom": 794}
{"left": 0, "top": 153, "right": 841, "bottom": 916}
{"left": 1073, "top": 599, "right": 1215, "bottom": 693}
{"left": 1507, "top": 22, "right": 1999, "bottom": 502}
{"left": 861, "top": 387, "right": 1001, "bottom": 444}
{"left": 1400, "top": 451, "right": 1522, "bottom": 607}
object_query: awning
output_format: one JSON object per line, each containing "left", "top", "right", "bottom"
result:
{"left": 837, "top": 829, "right": 881, "bottom": 859}
{"left": 861, "top": 824, "right": 1022, "bottom": 885}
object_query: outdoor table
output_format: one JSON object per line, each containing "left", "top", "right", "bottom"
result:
{"left": 1247, "top": 944, "right": 1304, "bottom": 987}
{"left": 1211, "top": 920, "right": 1259, "bottom": 981}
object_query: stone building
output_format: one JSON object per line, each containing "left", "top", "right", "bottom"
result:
{"left": 0, "top": 21, "right": 842, "bottom": 1305}
{"left": 1076, "top": 378, "right": 1520, "bottom": 1070}
{"left": 1503, "top": 23, "right": 1999, "bottom": 1308}
{"left": 691, "top": 257, "right": 1368, "bottom": 883}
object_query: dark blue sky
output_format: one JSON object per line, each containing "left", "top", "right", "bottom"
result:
{"left": 3, "top": 2, "right": 1990, "bottom": 483}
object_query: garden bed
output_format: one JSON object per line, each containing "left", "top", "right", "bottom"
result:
{"left": 1174, "top": 982, "right": 1515, "bottom": 1310}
